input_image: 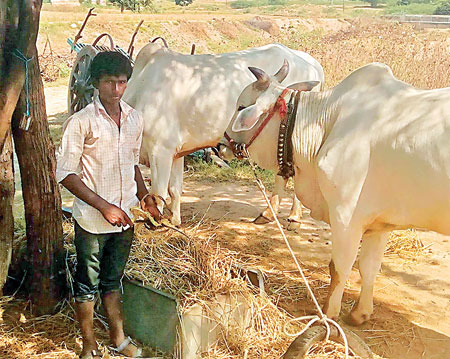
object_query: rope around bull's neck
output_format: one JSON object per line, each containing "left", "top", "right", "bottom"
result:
{"left": 243, "top": 147, "right": 349, "bottom": 358}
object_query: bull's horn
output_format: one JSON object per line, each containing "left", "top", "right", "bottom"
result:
{"left": 288, "top": 81, "right": 321, "bottom": 92}
{"left": 248, "top": 67, "right": 270, "bottom": 90}
{"left": 274, "top": 59, "right": 289, "bottom": 83}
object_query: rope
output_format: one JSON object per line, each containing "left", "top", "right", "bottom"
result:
{"left": 243, "top": 147, "right": 349, "bottom": 358}
{"left": 12, "top": 49, "right": 34, "bottom": 131}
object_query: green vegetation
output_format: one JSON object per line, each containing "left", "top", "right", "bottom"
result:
{"left": 231, "top": 0, "right": 287, "bottom": 9}
{"left": 108, "top": 0, "right": 155, "bottom": 11}
{"left": 186, "top": 158, "right": 277, "bottom": 190}
{"left": 384, "top": 0, "right": 441, "bottom": 14}
{"left": 384, "top": 2, "right": 437, "bottom": 14}
{"left": 175, "top": 0, "right": 194, "bottom": 6}
{"left": 434, "top": 0, "right": 450, "bottom": 13}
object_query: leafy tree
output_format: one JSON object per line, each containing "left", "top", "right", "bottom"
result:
{"left": 434, "top": 0, "right": 450, "bottom": 13}
{"left": 108, "top": 0, "right": 152, "bottom": 12}
{"left": 175, "top": 0, "right": 193, "bottom": 5}
{"left": 362, "top": 0, "right": 385, "bottom": 7}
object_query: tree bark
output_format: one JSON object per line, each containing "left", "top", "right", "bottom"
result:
{"left": 0, "top": 130, "right": 14, "bottom": 294}
{"left": 11, "top": 0, "right": 66, "bottom": 314}
{"left": 0, "top": 0, "right": 31, "bottom": 154}
{"left": 0, "top": 0, "right": 21, "bottom": 293}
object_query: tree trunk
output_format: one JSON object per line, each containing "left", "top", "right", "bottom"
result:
{"left": 0, "top": 130, "right": 14, "bottom": 294}
{"left": 0, "top": 0, "right": 28, "bottom": 154}
{"left": 11, "top": 0, "right": 66, "bottom": 315}
{"left": 0, "top": 0, "right": 23, "bottom": 292}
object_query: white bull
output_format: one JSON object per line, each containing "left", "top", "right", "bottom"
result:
{"left": 123, "top": 43, "right": 324, "bottom": 225}
{"left": 225, "top": 62, "right": 450, "bottom": 325}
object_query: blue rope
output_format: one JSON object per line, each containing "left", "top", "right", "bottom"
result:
{"left": 12, "top": 49, "right": 34, "bottom": 120}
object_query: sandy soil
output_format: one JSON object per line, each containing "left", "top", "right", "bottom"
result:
{"left": 177, "top": 179, "right": 450, "bottom": 359}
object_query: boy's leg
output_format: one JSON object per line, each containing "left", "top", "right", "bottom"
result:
{"left": 102, "top": 291, "right": 138, "bottom": 356}
{"left": 73, "top": 222, "right": 106, "bottom": 357}
{"left": 74, "top": 301, "right": 97, "bottom": 356}
{"left": 99, "top": 227, "right": 138, "bottom": 356}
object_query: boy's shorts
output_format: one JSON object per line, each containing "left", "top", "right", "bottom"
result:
{"left": 73, "top": 221, "right": 133, "bottom": 302}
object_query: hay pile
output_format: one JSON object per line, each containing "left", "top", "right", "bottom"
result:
{"left": 386, "top": 229, "right": 427, "bottom": 260}
{"left": 128, "top": 213, "right": 302, "bottom": 358}
{"left": 127, "top": 210, "right": 365, "bottom": 359}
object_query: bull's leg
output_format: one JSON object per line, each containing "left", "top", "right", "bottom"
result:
{"left": 167, "top": 157, "right": 183, "bottom": 226}
{"left": 322, "top": 224, "right": 362, "bottom": 321}
{"left": 254, "top": 175, "right": 285, "bottom": 224}
{"left": 149, "top": 154, "right": 172, "bottom": 221}
{"left": 346, "top": 231, "right": 389, "bottom": 326}
{"left": 287, "top": 194, "right": 303, "bottom": 231}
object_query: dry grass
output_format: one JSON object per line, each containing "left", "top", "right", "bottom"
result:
{"left": 127, "top": 210, "right": 378, "bottom": 359}
{"left": 128, "top": 213, "right": 302, "bottom": 358}
{"left": 386, "top": 229, "right": 428, "bottom": 260}
{"left": 281, "top": 19, "right": 450, "bottom": 89}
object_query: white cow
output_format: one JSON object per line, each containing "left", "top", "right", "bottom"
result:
{"left": 225, "top": 62, "right": 450, "bottom": 325}
{"left": 123, "top": 43, "right": 324, "bottom": 225}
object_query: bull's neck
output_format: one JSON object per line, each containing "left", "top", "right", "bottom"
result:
{"left": 292, "top": 89, "right": 339, "bottom": 162}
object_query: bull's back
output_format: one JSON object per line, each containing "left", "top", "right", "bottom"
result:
{"left": 317, "top": 65, "right": 450, "bottom": 233}
{"left": 125, "top": 43, "right": 324, "bottom": 151}
{"left": 357, "top": 86, "right": 450, "bottom": 234}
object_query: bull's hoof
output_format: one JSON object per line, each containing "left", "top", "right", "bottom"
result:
{"left": 344, "top": 311, "right": 370, "bottom": 327}
{"left": 283, "top": 324, "right": 373, "bottom": 359}
{"left": 287, "top": 220, "right": 301, "bottom": 232}
{"left": 170, "top": 217, "right": 182, "bottom": 226}
{"left": 253, "top": 214, "right": 273, "bottom": 224}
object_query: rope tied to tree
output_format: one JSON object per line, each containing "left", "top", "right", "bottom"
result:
{"left": 12, "top": 49, "right": 34, "bottom": 131}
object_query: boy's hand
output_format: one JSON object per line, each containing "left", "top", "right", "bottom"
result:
{"left": 100, "top": 203, "right": 134, "bottom": 227}
{"left": 141, "top": 194, "right": 162, "bottom": 221}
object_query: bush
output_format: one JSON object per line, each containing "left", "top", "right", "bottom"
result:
{"left": 175, "top": 0, "right": 193, "bottom": 6}
{"left": 230, "top": 0, "right": 285, "bottom": 8}
{"left": 363, "top": 0, "right": 385, "bottom": 7}
{"left": 108, "top": 0, "right": 153, "bottom": 12}
{"left": 434, "top": 1, "right": 450, "bottom": 14}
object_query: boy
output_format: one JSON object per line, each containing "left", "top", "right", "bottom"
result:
{"left": 57, "top": 51, "right": 158, "bottom": 359}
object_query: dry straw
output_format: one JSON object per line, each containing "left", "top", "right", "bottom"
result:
{"left": 386, "top": 229, "right": 427, "bottom": 260}
{"left": 129, "top": 208, "right": 304, "bottom": 358}
{"left": 128, "top": 209, "right": 371, "bottom": 359}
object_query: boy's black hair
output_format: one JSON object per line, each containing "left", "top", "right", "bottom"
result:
{"left": 90, "top": 51, "right": 133, "bottom": 85}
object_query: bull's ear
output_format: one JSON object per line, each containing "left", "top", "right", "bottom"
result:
{"left": 288, "top": 81, "right": 321, "bottom": 92}
{"left": 274, "top": 59, "right": 289, "bottom": 83}
{"left": 249, "top": 67, "right": 270, "bottom": 90}
{"left": 232, "top": 104, "right": 265, "bottom": 133}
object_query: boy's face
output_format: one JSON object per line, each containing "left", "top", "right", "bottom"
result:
{"left": 97, "top": 74, "right": 128, "bottom": 107}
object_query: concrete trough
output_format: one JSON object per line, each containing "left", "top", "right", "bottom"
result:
{"left": 122, "top": 279, "right": 256, "bottom": 358}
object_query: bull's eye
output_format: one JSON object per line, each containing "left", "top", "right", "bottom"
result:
{"left": 237, "top": 105, "right": 246, "bottom": 111}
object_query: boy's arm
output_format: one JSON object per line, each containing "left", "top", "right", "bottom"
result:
{"left": 61, "top": 174, "right": 133, "bottom": 227}
{"left": 134, "top": 165, "right": 161, "bottom": 220}
{"left": 135, "top": 165, "right": 148, "bottom": 201}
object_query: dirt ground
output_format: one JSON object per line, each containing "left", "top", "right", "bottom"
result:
{"left": 38, "top": 83, "right": 450, "bottom": 359}
{"left": 178, "top": 179, "right": 450, "bottom": 359}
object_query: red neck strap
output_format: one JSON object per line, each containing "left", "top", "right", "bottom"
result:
{"left": 245, "top": 87, "right": 290, "bottom": 148}
{"left": 224, "top": 88, "right": 291, "bottom": 158}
